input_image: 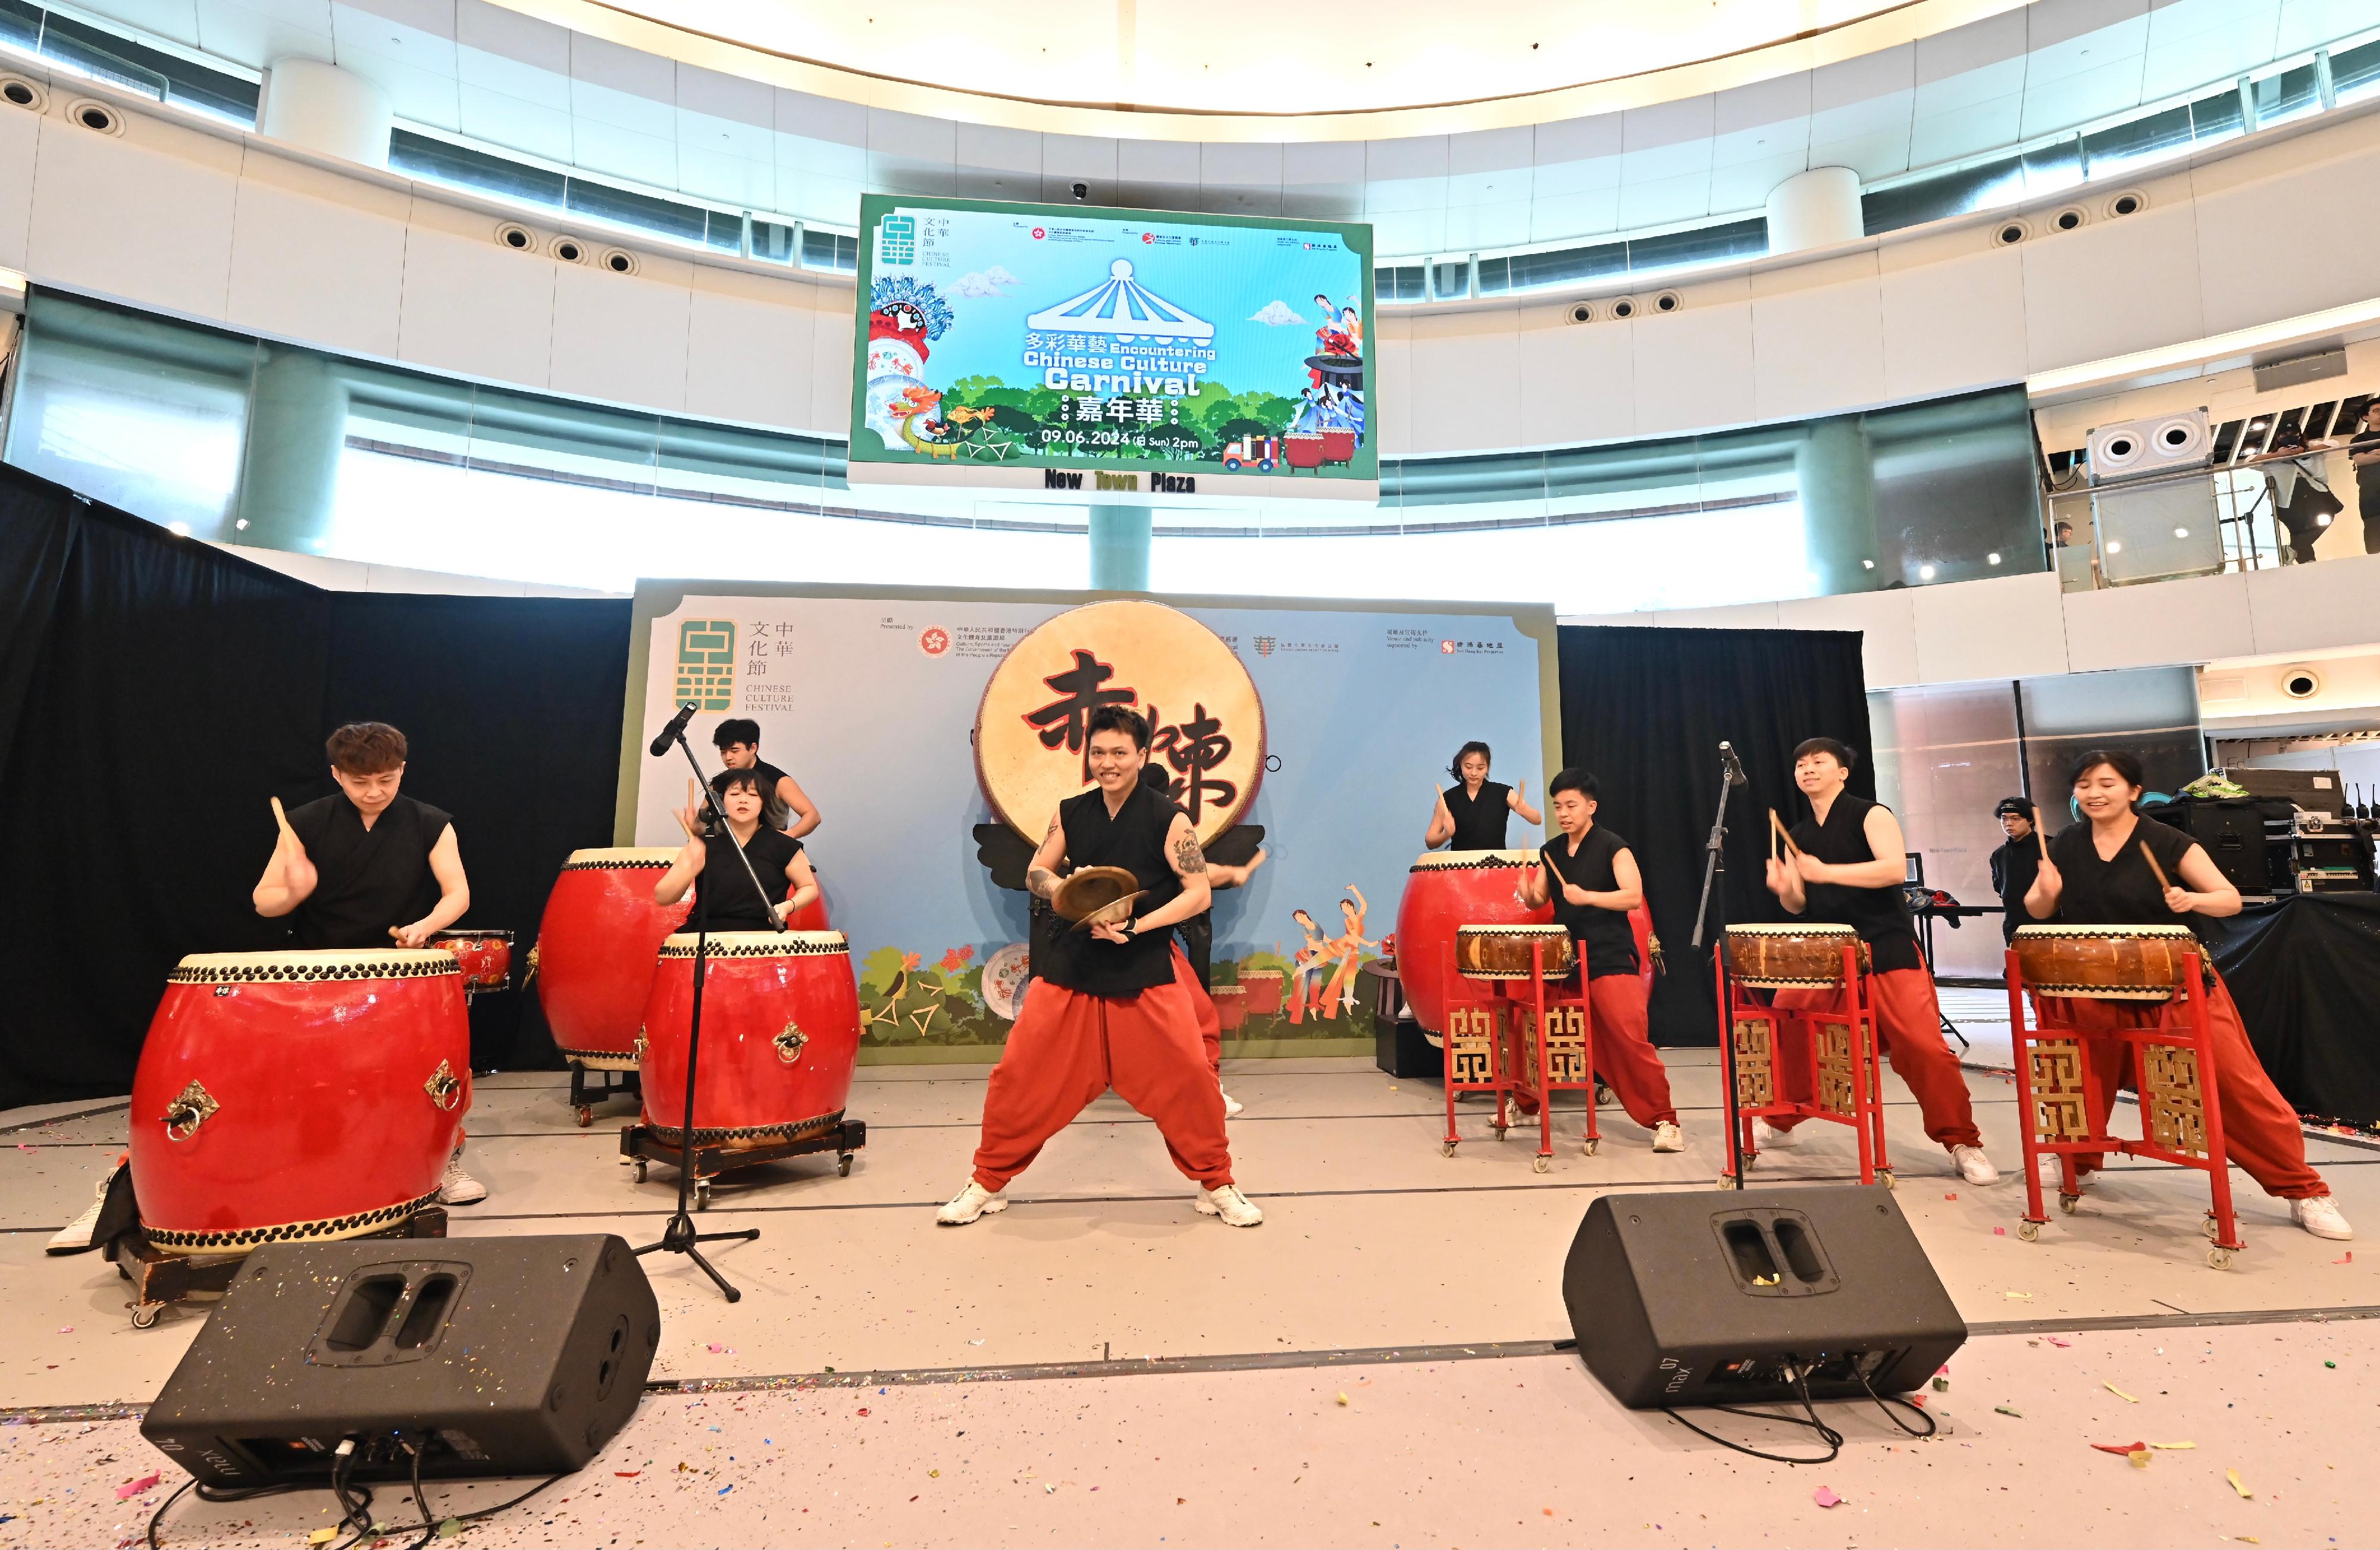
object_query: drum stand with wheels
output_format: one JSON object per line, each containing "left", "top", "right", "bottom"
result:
{"left": 2006, "top": 948, "right": 2243, "bottom": 1267}
{"left": 114, "top": 1206, "right": 448, "bottom": 1329}
{"left": 1717, "top": 947, "right": 1894, "bottom": 1189}
{"left": 568, "top": 1062, "right": 641, "bottom": 1128}
{"left": 622, "top": 1119, "right": 868, "bottom": 1210}
{"left": 1438, "top": 941, "right": 1599, "bottom": 1170}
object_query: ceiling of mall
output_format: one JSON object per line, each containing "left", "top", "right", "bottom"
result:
{"left": 578, "top": 0, "right": 1924, "bottom": 116}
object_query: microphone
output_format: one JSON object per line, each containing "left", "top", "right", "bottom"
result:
{"left": 648, "top": 702, "right": 699, "bottom": 757}
{"left": 1719, "top": 740, "right": 1749, "bottom": 788}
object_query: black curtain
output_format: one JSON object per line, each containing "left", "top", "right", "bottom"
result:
{"left": 2198, "top": 894, "right": 2380, "bottom": 1128}
{"left": 1558, "top": 624, "right": 1873, "bottom": 1045}
{"left": 0, "top": 465, "right": 631, "bottom": 1107}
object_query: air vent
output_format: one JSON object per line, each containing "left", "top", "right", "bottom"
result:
{"left": 1652, "top": 290, "right": 1681, "bottom": 314}
{"left": 552, "top": 236, "right": 587, "bottom": 264}
{"left": 0, "top": 76, "right": 46, "bottom": 112}
{"left": 1608, "top": 296, "right": 1639, "bottom": 320}
{"left": 2282, "top": 668, "right": 2322, "bottom": 700}
{"left": 1565, "top": 301, "right": 1595, "bottom": 324}
{"left": 599, "top": 247, "right": 639, "bottom": 276}
{"left": 2105, "top": 189, "right": 2147, "bottom": 219}
{"left": 66, "top": 98, "right": 121, "bottom": 136}
{"left": 2050, "top": 206, "right": 2088, "bottom": 233}
{"left": 1991, "top": 218, "right": 2030, "bottom": 248}
{"left": 494, "top": 221, "right": 538, "bottom": 253}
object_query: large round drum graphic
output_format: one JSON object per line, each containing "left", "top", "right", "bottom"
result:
{"left": 974, "top": 600, "right": 1263, "bottom": 848}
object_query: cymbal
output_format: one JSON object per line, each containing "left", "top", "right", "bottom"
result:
{"left": 1052, "top": 865, "right": 1141, "bottom": 923}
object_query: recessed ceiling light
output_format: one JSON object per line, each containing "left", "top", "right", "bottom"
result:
{"left": 1861, "top": 559, "right": 1875, "bottom": 569}
{"left": 1987, "top": 552, "right": 2002, "bottom": 564}
{"left": 2174, "top": 527, "right": 2190, "bottom": 538}
{"left": 2106, "top": 540, "right": 2124, "bottom": 553}
{"left": 1918, "top": 564, "right": 1937, "bottom": 580}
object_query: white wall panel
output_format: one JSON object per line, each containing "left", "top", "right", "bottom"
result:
{"left": 2190, "top": 133, "right": 2380, "bottom": 336}
{"left": 1909, "top": 568, "right": 2068, "bottom": 682}
{"left": 809, "top": 300, "right": 854, "bottom": 441}
{"left": 2243, "top": 550, "right": 2380, "bottom": 657}
{"left": 1405, "top": 306, "right": 1518, "bottom": 455}
{"left": 0, "top": 102, "right": 40, "bottom": 271}
{"left": 1631, "top": 300, "right": 1753, "bottom": 438}
{"left": 1775, "top": 585, "right": 1921, "bottom": 687}
{"left": 1750, "top": 267, "right": 1886, "bottom": 419}
{"left": 1373, "top": 312, "right": 1413, "bottom": 457}
{"left": 226, "top": 149, "right": 408, "bottom": 356}
{"left": 28, "top": 109, "right": 240, "bottom": 320}
{"left": 394, "top": 195, "right": 553, "bottom": 387}
{"left": 1517, "top": 304, "right": 1633, "bottom": 447}
{"left": 2061, "top": 569, "right": 2255, "bottom": 670}
{"left": 549, "top": 252, "right": 689, "bottom": 412}
{"left": 1878, "top": 242, "right": 2027, "bottom": 400}
{"left": 2019, "top": 198, "right": 2203, "bottom": 373}
{"left": 683, "top": 265, "right": 817, "bottom": 432}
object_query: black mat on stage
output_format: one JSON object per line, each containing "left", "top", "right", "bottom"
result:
{"left": 0, "top": 465, "right": 629, "bottom": 1108}
{"left": 1557, "top": 624, "right": 1872, "bottom": 1047}
{"left": 2197, "top": 893, "right": 2380, "bottom": 1129}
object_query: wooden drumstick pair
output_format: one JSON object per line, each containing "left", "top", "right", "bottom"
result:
{"left": 1767, "top": 809, "right": 1805, "bottom": 865}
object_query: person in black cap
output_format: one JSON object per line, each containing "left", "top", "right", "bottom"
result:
{"left": 1987, "top": 797, "right": 2041, "bottom": 944}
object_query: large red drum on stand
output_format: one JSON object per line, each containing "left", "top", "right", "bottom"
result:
{"left": 1395, "top": 850, "right": 1552, "bottom": 1036}
{"left": 130, "top": 950, "right": 471, "bottom": 1255}
{"left": 638, "top": 931, "right": 863, "bottom": 1145}
{"left": 535, "top": 847, "right": 692, "bottom": 1070}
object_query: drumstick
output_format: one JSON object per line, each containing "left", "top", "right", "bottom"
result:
{"left": 2037, "top": 825, "right": 2049, "bottom": 863}
{"left": 270, "top": 794, "right": 296, "bottom": 846}
{"left": 2140, "top": 841, "right": 2174, "bottom": 894}
{"left": 1768, "top": 810, "right": 1804, "bottom": 861}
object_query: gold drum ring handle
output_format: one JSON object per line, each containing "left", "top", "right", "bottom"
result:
{"left": 162, "top": 1079, "right": 218, "bottom": 1141}
{"left": 424, "top": 1059, "right": 463, "bottom": 1111}
{"left": 633, "top": 1028, "right": 649, "bottom": 1063}
{"left": 523, "top": 944, "right": 539, "bottom": 986}
{"left": 774, "top": 1022, "right": 809, "bottom": 1065}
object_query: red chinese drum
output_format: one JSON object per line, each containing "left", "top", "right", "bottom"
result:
{"left": 130, "top": 949, "right": 471, "bottom": 1255}
{"left": 431, "top": 927, "right": 513, "bottom": 995}
{"left": 535, "top": 847, "right": 691, "bottom": 1071}
{"left": 638, "top": 931, "right": 862, "bottom": 1145}
{"left": 1395, "top": 850, "right": 1552, "bottom": 1034}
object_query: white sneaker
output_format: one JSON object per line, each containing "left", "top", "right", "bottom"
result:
{"left": 1651, "top": 1122, "right": 1684, "bottom": 1153}
{"left": 2036, "top": 1152, "right": 2082, "bottom": 1190}
{"left": 1221, "top": 1087, "right": 1244, "bottom": 1118}
{"left": 1952, "top": 1145, "right": 2000, "bottom": 1186}
{"left": 1752, "top": 1118, "right": 1800, "bottom": 1150}
{"left": 937, "top": 1181, "right": 1007, "bottom": 1226}
{"left": 46, "top": 1169, "right": 115, "bottom": 1255}
{"left": 1194, "top": 1184, "right": 1264, "bottom": 1227}
{"left": 2293, "top": 1195, "right": 2353, "bottom": 1241}
{"left": 437, "top": 1148, "right": 487, "bottom": 1205}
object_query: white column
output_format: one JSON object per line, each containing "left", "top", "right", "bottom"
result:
{"left": 1765, "top": 166, "right": 1864, "bottom": 256}
{"left": 258, "top": 58, "right": 392, "bottom": 169}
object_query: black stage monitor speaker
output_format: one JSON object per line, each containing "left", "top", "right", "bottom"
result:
{"left": 1563, "top": 1188, "right": 1964, "bottom": 1409}
{"left": 143, "top": 1234, "right": 659, "bottom": 1486}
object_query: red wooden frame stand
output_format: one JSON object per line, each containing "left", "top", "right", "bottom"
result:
{"left": 1439, "top": 940, "right": 1601, "bottom": 1170}
{"left": 1717, "top": 945, "right": 1893, "bottom": 1189}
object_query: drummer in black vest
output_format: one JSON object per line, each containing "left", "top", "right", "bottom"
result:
{"left": 1514, "top": 770, "right": 1681, "bottom": 1151}
{"left": 941, "top": 706, "right": 1259, "bottom": 1229}
{"left": 1764, "top": 737, "right": 2000, "bottom": 1186}
{"left": 1426, "top": 741, "right": 1542, "bottom": 851}
{"left": 651, "top": 766, "right": 820, "bottom": 930}
{"left": 2023, "top": 749, "right": 2346, "bottom": 1238}
{"left": 712, "top": 717, "right": 820, "bottom": 838}
{"left": 250, "top": 721, "right": 485, "bottom": 1205}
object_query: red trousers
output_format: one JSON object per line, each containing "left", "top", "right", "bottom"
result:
{"left": 1770, "top": 966, "right": 1982, "bottom": 1151}
{"left": 970, "top": 950, "right": 1232, "bottom": 1193}
{"left": 2038, "top": 976, "right": 2326, "bottom": 1200}
{"left": 1512, "top": 974, "right": 1677, "bottom": 1128}
{"left": 1176, "top": 948, "right": 1221, "bottom": 1076}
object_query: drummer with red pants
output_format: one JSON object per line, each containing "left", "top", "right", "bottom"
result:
{"left": 651, "top": 767, "right": 821, "bottom": 931}
{"left": 1764, "top": 737, "right": 2002, "bottom": 1187}
{"left": 255, "top": 721, "right": 486, "bottom": 1204}
{"left": 2023, "top": 749, "right": 2349, "bottom": 1240}
{"left": 940, "top": 706, "right": 1261, "bottom": 1229}
{"left": 1514, "top": 769, "right": 1683, "bottom": 1153}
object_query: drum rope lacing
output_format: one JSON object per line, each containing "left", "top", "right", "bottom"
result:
{"left": 644, "top": 1110, "right": 846, "bottom": 1147}
{"left": 167, "top": 958, "right": 462, "bottom": 984}
{"left": 143, "top": 1188, "right": 441, "bottom": 1252}
{"left": 657, "top": 936, "right": 849, "bottom": 959}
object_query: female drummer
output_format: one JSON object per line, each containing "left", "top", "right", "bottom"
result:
{"left": 2024, "top": 750, "right": 2349, "bottom": 1240}
{"left": 1425, "top": 741, "right": 1542, "bottom": 850}
{"left": 653, "top": 767, "right": 819, "bottom": 929}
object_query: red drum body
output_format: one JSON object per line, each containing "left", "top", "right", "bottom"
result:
{"left": 639, "top": 931, "right": 862, "bottom": 1144}
{"left": 1395, "top": 850, "right": 1552, "bottom": 1034}
{"left": 431, "top": 928, "right": 513, "bottom": 995}
{"left": 130, "top": 950, "right": 471, "bottom": 1255}
{"left": 1238, "top": 969, "right": 1285, "bottom": 1016}
{"left": 536, "top": 848, "right": 691, "bottom": 1071}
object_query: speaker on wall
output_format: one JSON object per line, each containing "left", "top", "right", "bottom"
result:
{"left": 142, "top": 1235, "right": 659, "bottom": 1486}
{"left": 1562, "top": 1188, "right": 1965, "bottom": 1409}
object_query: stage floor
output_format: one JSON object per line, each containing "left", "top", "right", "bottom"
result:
{"left": 4, "top": 1047, "right": 2375, "bottom": 1547}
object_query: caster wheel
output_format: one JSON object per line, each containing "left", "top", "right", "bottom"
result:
{"left": 130, "top": 1304, "right": 160, "bottom": 1329}
{"left": 1582, "top": 1138, "right": 1599, "bottom": 1157}
{"left": 694, "top": 1182, "right": 712, "bottom": 1211}
{"left": 1532, "top": 1156, "right": 1551, "bottom": 1175}
{"left": 837, "top": 1153, "right": 854, "bottom": 1178}
{"left": 1876, "top": 1170, "right": 1895, "bottom": 1191}
{"left": 2017, "top": 1220, "right": 2041, "bottom": 1242}
{"left": 574, "top": 1105, "right": 593, "bottom": 1129}
{"left": 1595, "top": 1082, "right": 1614, "bottom": 1106}
{"left": 1440, "top": 1141, "right": 1458, "bottom": 1158}
{"left": 1492, "top": 1126, "right": 1508, "bottom": 1142}
{"left": 2207, "top": 1247, "right": 2234, "bottom": 1269}
{"left": 631, "top": 1158, "right": 647, "bottom": 1183}
{"left": 2203, "top": 1215, "right": 2221, "bottom": 1240}
{"left": 2059, "top": 1193, "right": 2081, "bottom": 1215}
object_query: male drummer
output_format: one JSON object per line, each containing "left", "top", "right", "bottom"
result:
{"left": 713, "top": 718, "right": 820, "bottom": 838}
{"left": 250, "top": 721, "right": 485, "bottom": 1205}
{"left": 940, "top": 706, "right": 1259, "bottom": 1228}
{"left": 1765, "top": 738, "right": 2000, "bottom": 1186}
{"left": 1515, "top": 770, "right": 1681, "bottom": 1152}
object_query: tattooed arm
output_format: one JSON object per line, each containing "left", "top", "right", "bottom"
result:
{"left": 1092, "top": 812, "right": 1212, "bottom": 942}
{"left": 1025, "top": 807, "right": 1067, "bottom": 901}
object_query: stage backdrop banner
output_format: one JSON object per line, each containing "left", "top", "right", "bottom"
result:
{"left": 621, "top": 585, "right": 1557, "bottom": 1058}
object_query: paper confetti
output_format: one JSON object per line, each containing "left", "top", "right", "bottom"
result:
{"left": 2046, "top": 1337, "right": 2072, "bottom": 1348}
{"left": 2150, "top": 1441, "right": 2196, "bottom": 1450}
{"left": 2129, "top": 1449, "right": 2152, "bottom": 1469}
{"left": 2091, "top": 1441, "right": 2146, "bottom": 1457}
{"left": 115, "top": 1473, "right": 161, "bottom": 1500}
{"left": 1931, "top": 1376, "right": 1950, "bottom": 1392}
{"left": 438, "top": 1518, "right": 463, "bottom": 1538}
{"left": 1335, "top": 1393, "right": 1349, "bottom": 1406}
{"left": 2227, "top": 1468, "right": 2253, "bottom": 1499}
{"left": 1993, "top": 1227, "right": 2007, "bottom": 1235}
{"left": 2004, "top": 1291, "right": 2034, "bottom": 1300}
{"left": 1813, "top": 1486, "right": 1843, "bottom": 1508}
{"left": 2105, "top": 1382, "right": 2140, "bottom": 1402}
{"left": 1994, "top": 1406, "right": 2023, "bottom": 1417}
{"left": 307, "top": 1532, "right": 337, "bottom": 1546}
{"left": 614, "top": 1471, "right": 641, "bottom": 1478}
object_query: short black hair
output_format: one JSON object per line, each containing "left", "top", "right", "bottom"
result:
{"left": 1087, "top": 704, "right": 1150, "bottom": 750}
{"left": 1792, "top": 737, "right": 1858, "bottom": 771}
{"left": 1547, "top": 768, "right": 1598, "bottom": 801}
{"left": 2068, "top": 748, "right": 2145, "bottom": 790}
{"left": 711, "top": 766, "right": 767, "bottom": 800}
{"left": 1450, "top": 740, "right": 1492, "bottom": 778}
{"left": 1994, "top": 796, "right": 2035, "bottom": 820}
{"left": 713, "top": 717, "right": 760, "bottom": 750}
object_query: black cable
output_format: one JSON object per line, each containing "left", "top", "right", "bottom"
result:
{"left": 406, "top": 1442, "right": 439, "bottom": 1550}
{"left": 145, "top": 1477, "right": 196, "bottom": 1549}
{"left": 1662, "top": 1365, "right": 1845, "bottom": 1466}
{"left": 1858, "top": 1369, "right": 1939, "bottom": 1438}
{"left": 143, "top": 1454, "right": 565, "bottom": 1547}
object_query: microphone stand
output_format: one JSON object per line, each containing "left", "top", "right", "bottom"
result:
{"left": 632, "top": 723, "right": 784, "bottom": 1302}
{"left": 1691, "top": 749, "right": 1745, "bottom": 1191}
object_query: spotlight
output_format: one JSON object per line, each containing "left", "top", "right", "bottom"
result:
{"left": 1070, "top": 181, "right": 1088, "bottom": 201}
{"left": 2174, "top": 527, "right": 2190, "bottom": 538}
{"left": 1861, "top": 559, "right": 1875, "bottom": 569}
{"left": 2106, "top": 540, "right": 2124, "bottom": 553}
{"left": 234, "top": 518, "right": 249, "bottom": 530}
{"left": 1918, "top": 564, "right": 1937, "bottom": 580}
{"left": 1987, "top": 552, "right": 2002, "bottom": 564}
